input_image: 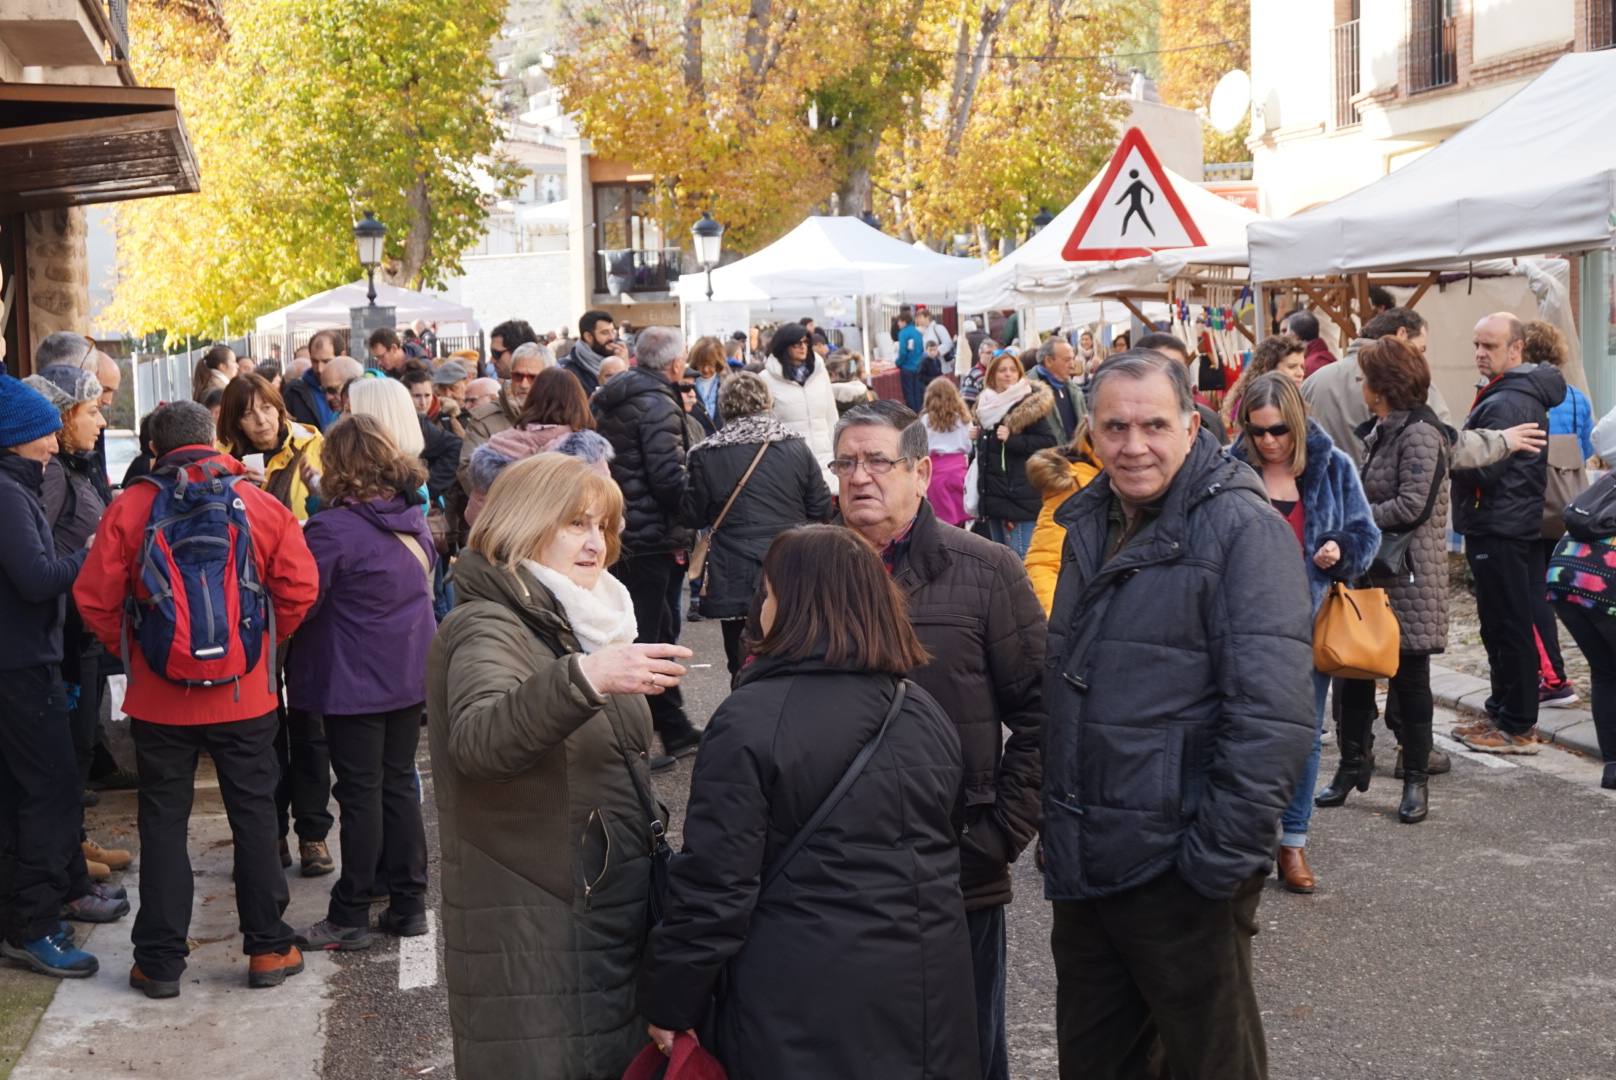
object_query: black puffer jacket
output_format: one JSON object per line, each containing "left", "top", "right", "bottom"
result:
{"left": 1451, "top": 362, "right": 1565, "bottom": 540}
{"left": 639, "top": 656, "right": 978, "bottom": 1080}
{"left": 1044, "top": 431, "right": 1314, "bottom": 901}
{"left": 975, "top": 382, "right": 1058, "bottom": 521}
{"left": 0, "top": 453, "right": 87, "bottom": 671}
{"left": 592, "top": 367, "right": 692, "bottom": 556}
{"left": 678, "top": 417, "right": 832, "bottom": 620}
{"left": 888, "top": 500, "right": 1045, "bottom": 910}
{"left": 418, "top": 413, "right": 462, "bottom": 501}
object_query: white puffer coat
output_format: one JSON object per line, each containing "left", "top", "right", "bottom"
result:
{"left": 763, "top": 354, "right": 839, "bottom": 488}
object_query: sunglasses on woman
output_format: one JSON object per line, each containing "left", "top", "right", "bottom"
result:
{"left": 1245, "top": 422, "right": 1291, "bottom": 439}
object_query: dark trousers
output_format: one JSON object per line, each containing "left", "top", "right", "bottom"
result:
{"left": 0, "top": 666, "right": 87, "bottom": 944}
{"left": 1552, "top": 602, "right": 1616, "bottom": 764}
{"left": 967, "top": 904, "right": 1010, "bottom": 1080}
{"left": 721, "top": 619, "right": 747, "bottom": 676}
{"left": 1531, "top": 537, "right": 1568, "bottom": 684}
{"left": 63, "top": 642, "right": 102, "bottom": 786}
{"left": 1341, "top": 654, "right": 1433, "bottom": 773}
{"left": 1465, "top": 535, "right": 1541, "bottom": 735}
{"left": 899, "top": 368, "right": 926, "bottom": 411}
{"left": 324, "top": 706, "right": 429, "bottom": 928}
{"left": 274, "top": 703, "right": 333, "bottom": 844}
{"left": 613, "top": 553, "right": 695, "bottom": 740}
{"left": 1052, "top": 871, "right": 1267, "bottom": 1080}
{"left": 132, "top": 712, "right": 293, "bottom": 980}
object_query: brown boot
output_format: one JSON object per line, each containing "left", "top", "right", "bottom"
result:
{"left": 1276, "top": 846, "right": 1316, "bottom": 894}
{"left": 86, "top": 859, "right": 111, "bottom": 881}
{"left": 83, "top": 839, "right": 132, "bottom": 871}
{"left": 247, "top": 946, "right": 305, "bottom": 989}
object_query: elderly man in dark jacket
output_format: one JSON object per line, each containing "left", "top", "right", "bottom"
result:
{"left": 593, "top": 326, "right": 700, "bottom": 762}
{"left": 832, "top": 399, "right": 1044, "bottom": 1080}
{"left": 1044, "top": 351, "right": 1313, "bottom": 1080}
{"left": 1451, "top": 312, "right": 1566, "bottom": 754}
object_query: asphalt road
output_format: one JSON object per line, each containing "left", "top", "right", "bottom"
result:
{"left": 49, "top": 614, "right": 1604, "bottom": 1080}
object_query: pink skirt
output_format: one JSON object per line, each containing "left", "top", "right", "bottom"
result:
{"left": 928, "top": 451, "right": 969, "bottom": 526}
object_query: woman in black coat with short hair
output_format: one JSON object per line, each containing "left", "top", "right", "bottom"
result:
{"left": 639, "top": 525, "right": 978, "bottom": 1080}
{"left": 679, "top": 372, "right": 832, "bottom": 674}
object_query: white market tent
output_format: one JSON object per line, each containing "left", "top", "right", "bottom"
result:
{"left": 1248, "top": 51, "right": 1616, "bottom": 280}
{"left": 674, "top": 215, "right": 985, "bottom": 304}
{"left": 254, "top": 280, "right": 479, "bottom": 340}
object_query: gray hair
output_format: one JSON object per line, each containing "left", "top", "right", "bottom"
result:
{"left": 633, "top": 326, "right": 685, "bottom": 373}
{"left": 148, "top": 400, "right": 216, "bottom": 457}
{"left": 510, "top": 341, "right": 552, "bottom": 368}
{"left": 833, "top": 399, "right": 928, "bottom": 463}
{"left": 718, "top": 371, "right": 772, "bottom": 419}
{"left": 35, "top": 331, "right": 91, "bottom": 371}
{"left": 1036, "top": 335, "right": 1067, "bottom": 364}
{"left": 1090, "top": 350, "right": 1196, "bottom": 421}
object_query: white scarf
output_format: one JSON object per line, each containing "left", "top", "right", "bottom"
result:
{"left": 522, "top": 560, "right": 638, "bottom": 654}
{"left": 975, "top": 379, "right": 1032, "bottom": 428}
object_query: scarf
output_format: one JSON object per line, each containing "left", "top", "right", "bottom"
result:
{"left": 975, "top": 379, "right": 1032, "bottom": 428}
{"left": 692, "top": 413, "right": 801, "bottom": 453}
{"left": 523, "top": 560, "right": 638, "bottom": 654}
{"left": 569, "top": 340, "right": 608, "bottom": 378}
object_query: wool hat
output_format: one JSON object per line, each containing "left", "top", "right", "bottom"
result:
{"left": 25, "top": 364, "right": 102, "bottom": 413}
{"left": 432, "top": 360, "right": 469, "bottom": 385}
{"left": 0, "top": 375, "right": 64, "bottom": 448}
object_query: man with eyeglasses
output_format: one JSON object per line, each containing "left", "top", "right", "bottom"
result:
{"left": 830, "top": 399, "right": 1045, "bottom": 1080}
{"left": 488, "top": 318, "right": 538, "bottom": 381}
{"left": 366, "top": 328, "right": 408, "bottom": 377}
{"left": 318, "top": 356, "right": 365, "bottom": 414}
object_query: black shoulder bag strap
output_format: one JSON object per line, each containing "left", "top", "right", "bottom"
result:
{"left": 760, "top": 678, "right": 908, "bottom": 893}
{"left": 1387, "top": 420, "right": 1447, "bottom": 535}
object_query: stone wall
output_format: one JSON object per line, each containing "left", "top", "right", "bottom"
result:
{"left": 26, "top": 207, "right": 91, "bottom": 364}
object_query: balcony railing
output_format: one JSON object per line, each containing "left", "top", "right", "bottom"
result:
{"left": 1591, "top": 0, "right": 1615, "bottom": 50}
{"left": 1408, "top": 6, "right": 1457, "bottom": 93}
{"left": 1333, "top": 19, "right": 1362, "bottom": 127}
{"left": 595, "top": 247, "right": 683, "bottom": 296}
{"left": 104, "top": 0, "right": 128, "bottom": 61}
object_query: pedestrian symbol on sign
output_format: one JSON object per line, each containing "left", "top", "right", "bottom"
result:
{"left": 1115, "top": 169, "right": 1156, "bottom": 237}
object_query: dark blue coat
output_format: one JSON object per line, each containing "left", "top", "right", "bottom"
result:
{"left": 0, "top": 453, "right": 87, "bottom": 670}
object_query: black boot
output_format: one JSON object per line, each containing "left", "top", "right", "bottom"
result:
{"left": 1315, "top": 737, "right": 1372, "bottom": 807}
{"left": 1398, "top": 772, "right": 1429, "bottom": 824}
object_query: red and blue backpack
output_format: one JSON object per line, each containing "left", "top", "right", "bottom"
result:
{"left": 121, "top": 460, "right": 275, "bottom": 692}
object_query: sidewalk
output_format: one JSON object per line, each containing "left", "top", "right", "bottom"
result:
{"left": 1429, "top": 660, "right": 1602, "bottom": 756}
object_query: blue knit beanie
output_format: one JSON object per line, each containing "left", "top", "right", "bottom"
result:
{"left": 0, "top": 375, "right": 63, "bottom": 448}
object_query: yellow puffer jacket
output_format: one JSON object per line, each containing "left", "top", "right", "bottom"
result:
{"left": 222, "top": 423, "right": 323, "bottom": 522}
{"left": 1024, "top": 443, "right": 1101, "bottom": 614}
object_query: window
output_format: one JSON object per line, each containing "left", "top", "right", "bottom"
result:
{"left": 592, "top": 182, "right": 678, "bottom": 294}
{"left": 1333, "top": 10, "right": 1362, "bottom": 127}
{"left": 1592, "top": 0, "right": 1616, "bottom": 50}
{"left": 1408, "top": 0, "right": 1457, "bottom": 93}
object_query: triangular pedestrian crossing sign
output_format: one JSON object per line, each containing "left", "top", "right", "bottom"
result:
{"left": 1061, "top": 127, "right": 1207, "bottom": 261}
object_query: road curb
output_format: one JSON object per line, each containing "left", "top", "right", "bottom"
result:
{"left": 1429, "top": 661, "right": 1602, "bottom": 758}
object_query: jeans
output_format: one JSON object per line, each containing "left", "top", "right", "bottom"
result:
{"left": 1466, "top": 535, "right": 1540, "bottom": 734}
{"left": 132, "top": 712, "right": 294, "bottom": 980}
{"left": 614, "top": 553, "right": 697, "bottom": 742}
{"left": 324, "top": 706, "right": 429, "bottom": 928}
{"left": 1551, "top": 602, "right": 1616, "bottom": 763}
{"left": 1281, "top": 670, "right": 1332, "bottom": 847}
{"left": 966, "top": 905, "right": 1009, "bottom": 1080}
{"left": 899, "top": 367, "right": 925, "bottom": 411}
{"left": 988, "top": 519, "right": 1034, "bottom": 560}
{"left": 0, "top": 666, "right": 86, "bottom": 944}
{"left": 1341, "top": 654, "right": 1433, "bottom": 774}
{"left": 1052, "top": 871, "right": 1267, "bottom": 1080}
{"left": 274, "top": 703, "right": 333, "bottom": 844}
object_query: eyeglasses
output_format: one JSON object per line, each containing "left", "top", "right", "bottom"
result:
{"left": 827, "top": 455, "right": 910, "bottom": 477}
{"left": 509, "top": 370, "right": 539, "bottom": 385}
{"left": 1244, "top": 422, "right": 1291, "bottom": 439}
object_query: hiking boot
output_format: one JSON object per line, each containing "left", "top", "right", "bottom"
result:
{"left": 1539, "top": 681, "right": 1580, "bottom": 709}
{"left": 278, "top": 836, "right": 292, "bottom": 869}
{"left": 83, "top": 838, "right": 132, "bottom": 871}
{"left": 377, "top": 908, "right": 428, "bottom": 937}
{"left": 1459, "top": 726, "right": 1541, "bottom": 755}
{"left": 88, "top": 881, "right": 127, "bottom": 901}
{"left": 85, "top": 859, "right": 111, "bottom": 881}
{"left": 1394, "top": 747, "right": 1451, "bottom": 778}
{"left": 129, "top": 965, "right": 181, "bottom": 999}
{"left": 1451, "top": 717, "right": 1495, "bottom": 740}
{"left": 64, "top": 892, "right": 129, "bottom": 923}
{"left": 1, "top": 935, "right": 98, "bottom": 978}
{"left": 295, "top": 919, "right": 371, "bottom": 952}
{"left": 247, "top": 946, "right": 305, "bottom": 988}
{"left": 299, "top": 840, "right": 335, "bottom": 878}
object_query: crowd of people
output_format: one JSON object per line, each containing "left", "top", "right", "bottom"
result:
{"left": 0, "top": 298, "right": 1609, "bottom": 1080}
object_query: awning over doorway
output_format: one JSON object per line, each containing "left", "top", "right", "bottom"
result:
{"left": 0, "top": 83, "right": 200, "bottom": 214}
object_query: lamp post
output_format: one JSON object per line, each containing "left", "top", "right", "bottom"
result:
{"left": 354, "top": 210, "right": 387, "bottom": 306}
{"left": 691, "top": 211, "right": 724, "bottom": 302}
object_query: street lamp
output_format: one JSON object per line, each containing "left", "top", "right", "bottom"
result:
{"left": 1031, "top": 207, "right": 1054, "bottom": 234}
{"left": 354, "top": 210, "right": 387, "bottom": 306}
{"left": 691, "top": 211, "right": 724, "bottom": 301}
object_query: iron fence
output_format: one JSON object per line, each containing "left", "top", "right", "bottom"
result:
{"left": 1333, "top": 19, "right": 1362, "bottom": 127}
{"left": 1408, "top": 1, "right": 1457, "bottom": 93}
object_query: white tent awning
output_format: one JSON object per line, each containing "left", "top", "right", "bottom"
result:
{"left": 255, "top": 280, "right": 480, "bottom": 337}
{"left": 1248, "top": 51, "right": 1616, "bottom": 281}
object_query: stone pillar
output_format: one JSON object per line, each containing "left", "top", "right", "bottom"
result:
{"left": 25, "top": 206, "right": 91, "bottom": 365}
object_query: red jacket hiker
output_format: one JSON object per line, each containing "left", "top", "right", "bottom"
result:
{"left": 74, "top": 446, "right": 319, "bottom": 727}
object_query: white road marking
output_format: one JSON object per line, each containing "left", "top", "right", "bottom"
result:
{"left": 1433, "top": 732, "right": 1518, "bottom": 770}
{"left": 398, "top": 910, "right": 440, "bottom": 990}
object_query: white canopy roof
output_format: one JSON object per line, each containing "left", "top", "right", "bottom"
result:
{"left": 1248, "top": 51, "right": 1616, "bottom": 281}
{"left": 956, "top": 168, "right": 1260, "bottom": 312}
{"left": 674, "top": 215, "right": 984, "bottom": 303}
{"left": 255, "top": 280, "right": 479, "bottom": 336}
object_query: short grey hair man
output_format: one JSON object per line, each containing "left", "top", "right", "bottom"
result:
{"left": 832, "top": 398, "right": 930, "bottom": 463}
{"left": 35, "top": 331, "right": 92, "bottom": 371}
{"left": 147, "top": 400, "right": 217, "bottom": 457}
{"left": 633, "top": 326, "right": 686, "bottom": 376}
{"left": 509, "top": 341, "right": 552, "bottom": 369}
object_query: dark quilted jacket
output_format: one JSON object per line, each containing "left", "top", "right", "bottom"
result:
{"left": 887, "top": 500, "right": 1046, "bottom": 910}
{"left": 592, "top": 367, "right": 692, "bottom": 556}
{"left": 974, "top": 382, "right": 1058, "bottom": 521}
{"left": 1451, "top": 362, "right": 1565, "bottom": 540}
{"left": 1358, "top": 408, "right": 1452, "bottom": 655}
{"left": 1043, "top": 431, "right": 1314, "bottom": 901}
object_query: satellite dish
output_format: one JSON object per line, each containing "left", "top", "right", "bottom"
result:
{"left": 1209, "top": 69, "right": 1251, "bottom": 134}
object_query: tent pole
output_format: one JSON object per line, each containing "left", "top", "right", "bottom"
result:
{"left": 860, "top": 295, "right": 872, "bottom": 362}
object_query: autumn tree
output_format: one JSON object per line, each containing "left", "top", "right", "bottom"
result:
{"left": 1157, "top": 0, "right": 1249, "bottom": 163}
{"left": 107, "top": 0, "right": 511, "bottom": 339}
